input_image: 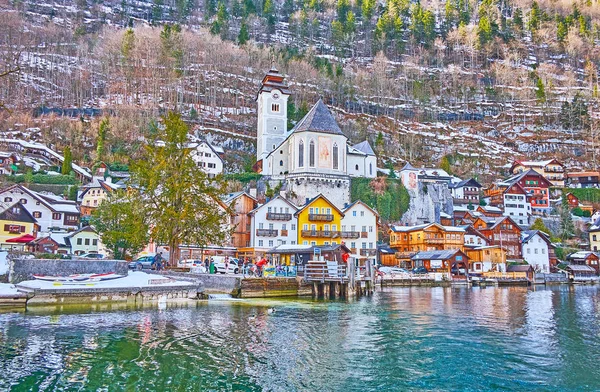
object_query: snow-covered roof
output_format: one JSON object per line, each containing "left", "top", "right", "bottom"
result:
{"left": 0, "top": 138, "right": 91, "bottom": 179}
{"left": 351, "top": 140, "right": 375, "bottom": 156}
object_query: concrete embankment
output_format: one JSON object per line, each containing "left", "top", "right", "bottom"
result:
{"left": 163, "top": 272, "right": 313, "bottom": 298}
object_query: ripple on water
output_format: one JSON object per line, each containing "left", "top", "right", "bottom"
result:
{"left": 1, "top": 286, "right": 600, "bottom": 391}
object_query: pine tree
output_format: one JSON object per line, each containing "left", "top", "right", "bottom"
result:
{"left": 478, "top": 15, "right": 493, "bottom": 46}
{"left": 96, "top": 118, "right": 109, "bottom": 163}
{"left": 61, "top": 146, "right": 73, "bottom": 175}
{"left": 238, "top": 22, "right": 250, "bottom": 44}
{"left": 530, "top": 217, "right": 551, "bottom": 235}
{"left": 513, "top": 8, "right": 524, "bottom": 31}
{"left": 559, "top": 195, "right": 575, "bottom": 241}
{"left": 557, "top": 20, "right": 568, "bottom": 42}
{"left": 535, "top": 77, "right": 546, "bottom": 103}
{"left": 263, "top": 0, "right": 276, "bottom": 32}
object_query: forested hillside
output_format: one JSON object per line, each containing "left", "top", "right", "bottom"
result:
{"left": 0, "top": 0, "right": 599, "bottom": 181}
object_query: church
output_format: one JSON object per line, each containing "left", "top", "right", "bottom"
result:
{"left": 255, "top": 67, "right": 377, "bottom": 207}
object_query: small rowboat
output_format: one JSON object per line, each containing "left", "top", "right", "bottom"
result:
{"left": 33, "top": 272, "right": 123, "bottom": 283}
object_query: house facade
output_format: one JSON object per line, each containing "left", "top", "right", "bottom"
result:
{"left": 0, "top": 185, "right": 80, "bottom": 231}
{"left": 0, "top": 203, "right": 39, "bottom": 248}
{"left": 66, "top": 226, "right": 103, "bottom": 255}
{"left": 295, "top": 194, "right": 344, "bottom": 246}
{"left": 79, "top": 178, "right": 120, "bottom": 217}
{"left": 223, "top": 192, "right": 258, "bottom": 251}
{"left": 450, "top": 178, "right": 482, "bottom": 206}
{"left": 189, "top": 141, "right": 224, "bottom": 178}
{"left": 465, "top": 246, "right": 506, "bottom": 273}
{"left": 521, "top": 230, "right": 553, "bottom": 273}
{"left": 510, "top": 159, "right": 565, "bottom": 187}
{"left": 589, "top": 218, "right": 600, "bottom": 252}
{"left": 341, "top": 201, "right": 379, "bottom": 256}
{"left": 473, "top": 216, "right": 523, "bottom": 259}
{"left": 502, "top": 181, "right": 531, "bottom": 226}
{"left": 566, "top": 171, "right": 600, "bottom": 188}
{"left": 249, "top": 196, "right": 298, "bottom": 255}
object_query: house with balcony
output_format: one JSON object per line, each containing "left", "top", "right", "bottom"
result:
{"left": 249, "top": 196, "right": 298, "bottom": 256}
{"left": 449, "top": 178, "right": 482, "bottom": 206}
{"left": 389, "top": 223, "right": 465, "bottom": 268}
{"left": 295, "top": 194, "right": 344, "bottom": 246}
{"left": 566, "top": 171, "right": 600, "bottom": 188}
{"left": 465, "top": 246, "right": 506, "bottom": 274}
{"left": 0, "top": 184, "right": 80, "bottom": 232}
{"left": 567, "top": 251, "right": 600, "bottom": 275}
{"left": 564, "top": 193, "right": 594, "bottom": 215}
{"left": 510, "top": 159, "right": 565, "bottom": 187}
{"left": 472, "top": 216, "right": 523, "bottom": 259}
{"left": 341, "top": 201, "right": 379, "bottom": 257}
{"left": 222, "top": 191, "right": 258, "bottom": 253}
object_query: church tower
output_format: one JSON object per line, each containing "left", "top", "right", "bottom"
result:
{"left": 256, "top": 67, "right": 290, "bottom": 162}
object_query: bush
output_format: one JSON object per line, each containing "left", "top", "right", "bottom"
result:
{"left": 350, "top": 178, "right": 410, "bottom": 222}
{"left": 11, "top": 174, "right": 79, "bottom": 185}
{"left": 224, "top": 172, "right": 262, "bottom": 184}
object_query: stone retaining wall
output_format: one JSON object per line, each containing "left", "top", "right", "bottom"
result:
{"left": 9, "top": 259, "right": 129, "bottom": 283}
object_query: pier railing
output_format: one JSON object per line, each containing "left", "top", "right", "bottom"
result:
{"left": 305, "top": 264, "right": 348, "bottom": 282}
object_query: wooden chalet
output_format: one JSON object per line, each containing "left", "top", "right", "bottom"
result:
{"left": 567, "top": 251, "right": 600, "bottom": 275}
{"left": 410, "top": 249, "right": 469, "bottom": 274}
{"left": 473, "top": 216, "right": 523, "bottom": 259}
{"left": 222, "top": 191, "right": 258, "bottom": 254}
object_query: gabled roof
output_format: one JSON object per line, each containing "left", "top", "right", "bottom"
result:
{"left": 222, "top": 191, "right": 258, "bottom": 205}
{"left": 450, "top": 178, "right": 482, "bottom": 189}
{"left": 507, "top": 264, "right": 534, "bottom": 272}
{"left": 343, "top": 200, "right": 380, "bottom": 218}
{"left": 521, "top": 230, "right": 552, "bottom": 246}
{"left": 400, "top": 162, "right": 418, "bottom": 171}
{"left": 0, "top": 184, "right": 79, "bottom": 214}
{"left": 351, "top": 140, "right": 376, "bottom": 156}
{"left": 566, "top": 264, "right": 597, "bottom": 272}
{"left": 294, "top": 193, "right": 345, "bottom": 217}
{"left": 510, "top": 159, "right": 563, "bottom": 173}
{"left": 390, "top": 222, "right": 465, "bottom": 233}
{"left": 65, "top": 225, "right": 98, "bottom": 239}
{"left": 0, "top": 202, "right": 37, "bottom": 224}
{"left": 248, "top": 195, "right": 299, "bottom": 215}
{"left": 505, "top": 168, "right": 552, "bottom": 188}
{"left": 290, "top": 99, "right": 344, "bottom": 136}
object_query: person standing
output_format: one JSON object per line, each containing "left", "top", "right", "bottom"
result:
{"left": 224, "top": 256, "right": 229, "bottom": 274}
{"left": 154, "top": 252, "right": 163, "bottom": 272}
{"left": 209, "top": 258, "right": 215, "bottom": 274}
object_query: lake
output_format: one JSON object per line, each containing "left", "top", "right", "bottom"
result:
{"left": 1, "top": 285, "right": 600, "bottom": 391}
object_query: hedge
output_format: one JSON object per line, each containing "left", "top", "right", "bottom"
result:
{"left": 11, "top": 174, "right": 79, "bottom": 185}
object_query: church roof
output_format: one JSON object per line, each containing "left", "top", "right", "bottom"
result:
{"left": 290, "top": 99, "right": 344, "bottom": 136}
{"left": 351, "top": 140, "right": 375, "bottom": 156}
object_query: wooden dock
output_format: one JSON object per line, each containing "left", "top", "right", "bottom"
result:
{"left": 304, "top": 260, "right": 374, "bottom": 298}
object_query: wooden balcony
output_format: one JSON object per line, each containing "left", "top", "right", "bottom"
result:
{"left": 266, "top": 212, "right": 292, "bottom": 221}
{"left": 301, "top": 230, "right": 341, "bottom": 238}
{"left": 308, "top": 214, "right": 334, "bottom": 222}
{"left": 256, "top": 229, "right": 278, "bottom": 237}
{"left": 360, "top": 249, "right": 377, "bottom": 256}
{"left": 341, "top": 231, "right": 360, "bottom": 239}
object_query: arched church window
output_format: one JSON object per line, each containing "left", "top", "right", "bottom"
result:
{"left": 369, "top": 162, "right": 373, "bottom": 175}
{"left": 298, "top": 140, "right": 304, "bottom": 167}
{"left": 280, "top": 160, "right": 284, "bottom": 166}
{"left": 332, "top": 143, "right": 339, "bottom": 170}
{"left": 355, "top": 164, "right": 359, "bottom": 171}
{"left": 309, "top": 140, "right": 315, "bottom": 167}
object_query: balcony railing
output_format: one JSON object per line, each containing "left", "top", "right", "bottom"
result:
{"left": 424, "top": 238, "right": 446, "bottom": 244}
{"left": 341, "top": 231, "right": 360, "bottom": 239}
{"left": 266, "top": 212, "right": 292, "bottom": 221}
{"left": 301, "top": 230, "right": 341, "bottom": 238}
{"left": 256, "top": 229, "right": 278, "bottom": 237}
{"left": 360, "top": 249, "right": 377, "bottom": 256}
{"left": 395, "top": 252, "right": 417, "bottom": 259}
{"left": 308, "top": 214, "right": 334, "bottom": 222}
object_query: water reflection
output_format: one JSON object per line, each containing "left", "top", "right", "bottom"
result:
{"left": 1, "top": 286, "right": 600, "bottom": 391}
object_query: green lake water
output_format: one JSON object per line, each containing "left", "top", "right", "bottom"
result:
{"left": 1, "top": 285, "right": 600, "bottom": 391}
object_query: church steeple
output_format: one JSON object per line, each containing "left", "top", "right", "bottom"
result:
{"left": 256, "top": 66, "right": 291, "bottom": 162}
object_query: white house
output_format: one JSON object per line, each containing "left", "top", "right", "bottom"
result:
{"left": 341, "top": 201, "right": 379, "bottom": 256}
{"left": 521, "top": 230, "right": 552, "bottom": 273}
{"left": 189, "top": 141, "right": 224, "bottom": 178}
{"left": 449, "top": 178, "right": 482, "bottom": 206}
{"left": 0, "top": 184, "right": 80, "bottom": 231}
{"left": 66, "top": 226, "right": 104, "bottom": 255}
{"left": 249, "top": 196, "right": 298, "bottom": 254}
{"left": 500, "top": 180, "right": 531, "bottom": 227}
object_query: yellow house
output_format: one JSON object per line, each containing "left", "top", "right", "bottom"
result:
{"left": 0, "top": 202, "right": 39, "bottom": 249}
{"left": 295, "top": 194, "right": 344, "bottom": 246}
{"left": 590, "top": 226, "right": 600, "bottom": 253}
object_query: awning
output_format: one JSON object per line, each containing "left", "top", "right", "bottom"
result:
{"left": 6, "top": 234, "right": 36, "bottom": 243}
